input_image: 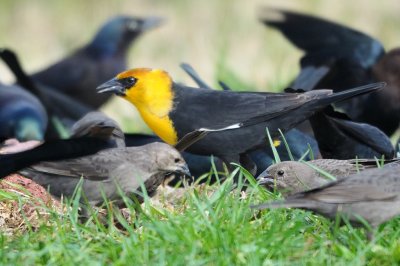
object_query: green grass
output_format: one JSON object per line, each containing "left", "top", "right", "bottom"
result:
{"left": 2, "top": 169, "right": 400, "bottom": 265}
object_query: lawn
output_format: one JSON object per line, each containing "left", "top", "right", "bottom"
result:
{"left": 2, "top": 167, "right": 400, "bottom": 265}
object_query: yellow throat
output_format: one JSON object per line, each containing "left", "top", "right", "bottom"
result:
{"left": 117, "top": 68, "right": 178, "bottom": 145}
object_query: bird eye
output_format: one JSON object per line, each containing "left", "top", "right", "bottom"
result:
{"left": 128, "top": 21, "right": 139, "bottom": 30}
{"left": 127, "top": 77, "right": 136, "bottom": 85}
{"left": 277, "top": 170, "right": 285, "bottom": 176}
{"left": 174, "top": 158, "right": 181, "bottom": 163}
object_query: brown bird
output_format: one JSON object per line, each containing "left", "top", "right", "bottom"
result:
{"left": 19, "top": 142, "right": 190, "bottom": 207}
{"left": 252, "top": 165, "right": 400, "bottom": 236}
{"left": 257, "top": 159, "right": 397, "bottom": 194}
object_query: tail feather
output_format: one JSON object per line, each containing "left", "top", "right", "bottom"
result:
{"left": 250, "top": 198, "right": 319, "bottom": 210}
{"left": 315, "top": 82, "right": 385, "bottom": 106}
{"left": 0, "top": 137, "right": 108, "bottom": 178}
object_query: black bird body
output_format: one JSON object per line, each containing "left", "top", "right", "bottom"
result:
{"left": 1, "top": 48, "right": 95, "bottom": 134}
{"left": 32, "top": 49, "right": 124, "bottom": 108}
{"left": 0, "top": 137, "right": 110, "bottom": 178}
{"left": 179, "top": 63, "right": 320, "bottom": 172}
{"left": 0, "top": 82, "right": 47, "bottom": 141}
{"left": 0, "top": 112, "right": 118, "bottom": 178}
{"left": 309, "top": 107, "right": 394, "bottom": 159}
{"left": 262, "top": 9, "right": 400, "bottom": 135}
{"left": 31, "top": 16, "right": 163, "bottom": 108}
{"left": 169, "top": 83, "right": 382, "bottom": 160}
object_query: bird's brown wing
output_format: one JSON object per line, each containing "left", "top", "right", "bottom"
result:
{"left": 300, "top": 168, "right": 400, "bottom": 203}
{"left": 26, "top": 148, "right": 124, "bottom": 181}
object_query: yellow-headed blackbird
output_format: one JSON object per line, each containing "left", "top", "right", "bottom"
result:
{"left": 31, "top": 16, "right": 163, "bottom": 109}
{"left": 97, "top": 68, "right": 384, "bottom": 172}
{"left": 261, "top": 9, "right": 400, "bottom": 136}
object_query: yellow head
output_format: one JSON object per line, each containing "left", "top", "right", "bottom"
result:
{"left": 97, "top": 68, "right": 178, "bottom": 145}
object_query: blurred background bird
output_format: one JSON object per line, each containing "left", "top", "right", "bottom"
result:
{"left": 30, "top": 16, "right": 164, "bottom": 109}
{"left": 260, "top": 9, "right": 400, "bottom": 137}
{"left": 0, "top": 80, "right": 47, "bottom": 141}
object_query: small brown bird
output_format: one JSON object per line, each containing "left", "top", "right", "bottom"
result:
{"left": 257, "top": 159, "right": 396, "bottom": 194}
{"left": 19, "top": 142, "right": 190, "bottom": 207}
{"left": 252, "top": 165, "right": 400, "bottom": 234}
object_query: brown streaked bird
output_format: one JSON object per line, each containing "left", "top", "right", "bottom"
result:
{"left": 261, "top": 9, "right": 400, "bottom": 136}
{"left": 96, "top": 67, "right": 384, "bottom": 174}
{"left": 252, "top": 165, "right": 400, "bottom": 237}
{"left": 19, "top": 142, "right": 190, "bottom": 207}
{"left": 257, "top": 159, "right": 398, "bottom": 195}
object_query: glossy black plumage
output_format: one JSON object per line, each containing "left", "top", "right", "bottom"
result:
{"left": 0, "top": 137, "right": 109, "bottom": 178}
{"left": 179, "top": 63, "right": 320, "bottom": 174}
{"left": 309, "top": 106, "right": 394, "bottom": 159}
{"left": 168, "top": 82, "right": 383, "bottom": 170}
{"left": 31, "top": 16, "right": 163, "bottom": 108}
{"left": 0, "top": 48, "right": 94, "bottom": 134}
{"left": 261, "top": 9, "right": 400, "bottom": 136}
{"left": 0, "top": 81, "right": 47, "bottom": 141}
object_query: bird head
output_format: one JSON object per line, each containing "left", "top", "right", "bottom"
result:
{"left": 96, "top": 68, "right": 177, "bottom": 145}
{"left": 145, "top": 142, "right": 191, "bottom": 178}
{"left": 257, "top": 161, "right": 316, "bottom": 194}
{"left": 97, "top": 68, "right": 175, "bottom": 118}
{"left": 71, "top": 111, "right": 125, "bottom": 147}
{"left": 89, "top": 16, "right": 164, "bottom": 56}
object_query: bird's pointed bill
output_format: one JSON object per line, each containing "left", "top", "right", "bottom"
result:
{"left": 96, "top": 78, "right": 126, "bottom": 96}
{"left": 140, "top": 17, "right": 165, "bottom": 31}
{"left": 257, "top": 176, "right": 275, "bottom": 185}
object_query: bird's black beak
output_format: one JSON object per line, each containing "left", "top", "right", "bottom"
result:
{"left": 96, "top": 78, "right": 126, "bottom": 96}
{"left": 163, "top": 163, "right": 191, "bottom": 182}
{"left": 257, "top": 176, "right": 275, "bottom": 186}
{"left": 177, "top": 164, "right": 191, "bottom": 177}
{"left": 256, "top": 169, "right": 274, "bottom": 186}
{"left": 139, "top": 17, "right": 164, "bottom": 31}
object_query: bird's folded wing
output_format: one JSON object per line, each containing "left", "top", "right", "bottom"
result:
{"left": 28, "top": 156, "right": 111, "bottom": 181}
{"left": 330, "top": 117, "right": 394, "bottom": 157}
{"left": 303, "top": 175, "right": 399, "bottom": 203}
